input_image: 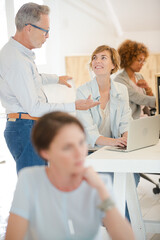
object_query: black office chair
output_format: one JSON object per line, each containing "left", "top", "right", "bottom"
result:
{"left": 150, "top": 107, "right": 157, "bottom": 116}
{"left": 140, "top": 173, "right": 160, "bottom": 194}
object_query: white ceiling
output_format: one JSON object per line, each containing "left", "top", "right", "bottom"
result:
{"left": 111, "top": 0, "right": 160, "bottom": 32}
{"left": 66, "top": 0, "right": 160, "bottom": 33}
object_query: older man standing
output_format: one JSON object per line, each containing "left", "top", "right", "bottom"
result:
{"left": 0, "top": 3, "right": 99, "bottom": 173}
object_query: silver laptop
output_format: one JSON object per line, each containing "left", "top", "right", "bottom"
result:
{"left": 105, "top": 115, "right": 160, "bottom": 152}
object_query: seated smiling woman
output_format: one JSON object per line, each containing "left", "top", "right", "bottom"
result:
{"left": 76, "top": 45, "right": 131, "bottom": 149}
{"left": 76, "top": 45, "right": 139, "bottom": 222}
{"left": 5, "top": 112, "right": 135, "bottom": 240}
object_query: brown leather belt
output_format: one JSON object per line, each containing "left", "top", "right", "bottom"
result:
{"left": 7, "top": 113, "right": 39, "bottom": 121}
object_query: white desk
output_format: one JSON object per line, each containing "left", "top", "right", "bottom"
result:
{"left": 86, "top": 141, "right": 160, "bottom": 240}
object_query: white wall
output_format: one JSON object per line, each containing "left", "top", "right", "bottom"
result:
{"left": 115, "top": 30, "right": 160, "bottom": 54}
{"left": 38, "top": 0, "right": 118, "bottom": 74}
{"left": 1, "top": 0, "right": 160, "bottom": 75}
{"left": 39, "top": 0, "right": 160, "bottom": 75}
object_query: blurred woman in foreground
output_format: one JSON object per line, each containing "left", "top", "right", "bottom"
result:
{"left": 5, "top": 112, "right": 134, "bottom": 240}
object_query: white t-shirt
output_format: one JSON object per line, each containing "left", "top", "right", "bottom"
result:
{"left": 99, "top": 101, "right": 111, "bottom": 138}
{"left": 10, "top": 166, "right": 113, "bottom": 240}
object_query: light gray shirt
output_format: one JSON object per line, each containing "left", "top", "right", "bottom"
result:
{"left": 0, "top": 38, "right": 75, "bottom": 117}
{"left": 10, "top": 166, "right": 113, "bottom": 240}
{"left": 114, "top": 70, "right": 156, "bottom": 119}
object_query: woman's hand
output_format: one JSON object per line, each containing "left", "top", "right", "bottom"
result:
{"left": 83, "top": 169, "right": 135, "bottom": 239}
{"left": 83, "top": 167, "right": 110, "bottom": 200}
{"left": 83, "top": 167, "right": 104, "bottom": 189}
{"left": 136, "top": 79, "right": 149, "bottom": 89}
{"left": 109, "top": 137, "right": 127, "bottom": 148}
{"left": 137, "top": 79, "right": 153, "bottom": 96}
{"left": 96, "top": 136, "right": 127, "bottom": 147}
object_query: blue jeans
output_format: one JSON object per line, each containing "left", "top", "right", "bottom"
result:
{"left": 4, "top": 118, "right": 47, "bottom": 174}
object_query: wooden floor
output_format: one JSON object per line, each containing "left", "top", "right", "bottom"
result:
{"left": 0, "top": 118, "right": 160, "bottom": 240}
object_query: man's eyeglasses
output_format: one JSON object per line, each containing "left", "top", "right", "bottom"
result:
{"left": 25, "top": 23, "right": 49, "bottom": 36}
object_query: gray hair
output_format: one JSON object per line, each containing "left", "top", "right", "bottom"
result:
{"left": 15, "top": 2, "right": 50, "bottom": 31}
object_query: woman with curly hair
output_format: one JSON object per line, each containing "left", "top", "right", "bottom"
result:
{"left": 114, "top": 39, "right": 156, "bottom": 119}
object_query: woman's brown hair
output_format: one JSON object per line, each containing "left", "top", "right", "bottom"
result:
{"left": 89, "top": 45, "right": 120, "bottom": 74}
{"left": 32, "top": 111, "right": 85, "bottom": 155}
{"left": 118, "top": 39, "right": 149, "bottom": 68}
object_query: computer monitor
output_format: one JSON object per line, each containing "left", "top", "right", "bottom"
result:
{"left": 155, "top": 74, "right": 160, "bottom": 114}
{"left": 155, "top": 74, "right": 160, "bottom": 137}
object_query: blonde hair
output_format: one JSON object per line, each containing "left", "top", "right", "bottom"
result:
{"left": 89, "top": 45, "right": 120, "bottom": 74}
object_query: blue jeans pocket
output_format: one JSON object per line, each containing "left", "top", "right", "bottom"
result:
{"left": 4, "top": 120, "right": 25, "bottom": 160}
{"left": 4, "top": 120, "right": 44, "bottom": 173}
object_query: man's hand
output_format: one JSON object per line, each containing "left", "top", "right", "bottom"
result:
{"left": 75, "top": 95, "right": 100, "bottom": 110}
{"left": 59, "top": 75, "right": 72, "bottom": 88}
